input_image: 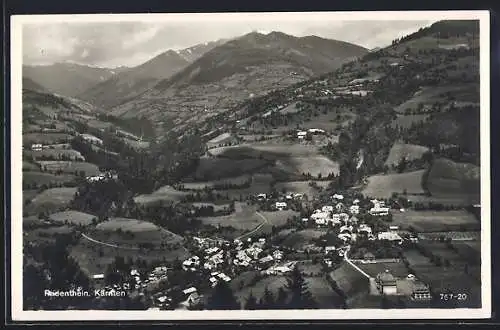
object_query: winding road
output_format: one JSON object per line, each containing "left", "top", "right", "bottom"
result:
{"left": 81, "top": 232, "right": 141, "bottom": 250}
{"left": 235, "top": 211, "right": 269, "bottom": 241}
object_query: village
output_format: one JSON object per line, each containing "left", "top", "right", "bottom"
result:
{"left": 87, "top": 189, "right": 432, "bottom": 310}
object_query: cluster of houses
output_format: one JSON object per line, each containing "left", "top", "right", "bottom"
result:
{"left": 296, "top": 128, "right": 326, "bottom": 140}
{"left": 255, "top": 193, "right": 303, "bottom": 211}
{"left": 85, "top": 170, "right": 118, "bottom": 183}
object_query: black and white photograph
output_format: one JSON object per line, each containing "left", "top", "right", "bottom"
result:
{"left": 10, "top": 11, "right": 491, "bottom": 321}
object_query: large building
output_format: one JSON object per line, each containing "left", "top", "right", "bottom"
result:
{"left": 376, "top": 270, "right": 398, "bottom": 295}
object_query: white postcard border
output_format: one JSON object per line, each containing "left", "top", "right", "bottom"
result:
{"left": 10, "top": 10, "right": 491, "bottom": 321}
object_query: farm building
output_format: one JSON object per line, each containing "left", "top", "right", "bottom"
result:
{"left": 376, "top": 270, "right": 398, "bottom": 295}
{"left": 80, "top": 134, "right": 103, "bottom": 145}
{"left": 369, "top": 207, "right": 390, "bottom": 216}
{"left": 308, "top": 128, "right": 326, "bottom": 134}
{"left": 206, "top": 133, "right": 237, "bottom": 149}
{"left": 92, "top": 274, "right": 105, "bottom": 280}
{"left": 297, "top": 131, "right": 308, "bottom": 140}
{"left": 397, "top": 277, "right": 432, "bottom": 301}
{"left": 31, "top": 143, "right": 43, "bottom": 151}
{"left": 349, "top": 205, "right": 360, "bottom": 215}
{"left": 275, "top": 202, "right": 288, "bottom": 210}
{"left": 378, "top": 231, "right": 402, "bottom": 242}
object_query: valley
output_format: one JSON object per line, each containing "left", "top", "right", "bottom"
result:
{"left": 20, "top": 20, "right": 482, "bottom": 312}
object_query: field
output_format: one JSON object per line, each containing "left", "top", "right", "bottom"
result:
{"left": 209, "top": 143, "right": 318, "bottom": 158}
{"left": 25, "top": 149, "right": 85, "bottom": 161}
{"left": 26, "top": 187, "right": 78, "bottom": 214}
{"left": 48, "top": 210, "right": 96, "bottom": 226}
{"left": 261, "top": 210, "right": 299, "bottom": 225}
{"left": 133, "top": 185, "right": 189, "bottom": 205}
{"left": 357, "top": 261, "right": 410, "bottom": 278}
{"left": 181, "top": 174, "right": 251, "bottom": 190}
{"left": 233, "top": 275, "right": 289, "bottom": 308}
{"left": 279, "top": 102, "right": 302, "bottom": 114}
{"left": 281, "top": 229, "right": 326, "bottom": 251}
{"left": 23, "top": 189, "right": 40, "bottom": 203}
{"left": 23, "top": 172, "right": 77, "bottom": 187}
{"left": 215, "top": 174, "right": 274, "bottom": 200}
{"left": 304, "top": 277, "right": 343, "bottom": 308}
{"left": 329, "top": 261, "right": 370, "bottom": 298}
{"left": 22, "top": 133, "right": 74, "bottom": 145}
{"left": 403, "top": 250, "right": 433, "bottom": 267}
{"left": 275, "top": 181, "right": 330, "bottom": 198}
{"left": 418, "top": 231, "right": 480, "bottom": 241}
{"left": 426, "top": 158, "right": 480, "bottom": 201}
{"left": 23, "top": 161, "right": 41, "bottom": 171}
{"left": 123, "top": 138, "right": 150, "bottom": 150}
{"left": 193, "top": 157, "right": 269, "bottom": 180}
{"left": 275, "top": 156, "right": 340, "bottom": 177}
{"left": 390, "top": 114, "right": 429, "bottom": 129}
{"left": 198, "top": 202, "right": 263, "bottom": 231}
{"left": 87, "top": 217, "right": 185, "bottom": 248}
{"left": 188, "top": 202, "right": 231, "bottom": 212}
{"left": 24, "top": 225, "right": 75, "bottom": 244}
{"left": 36, "top": 161, "right": 100, "bottom": 176}
{"left": 391, "top": 210, "right": 479, "bottom": 232}
{"left": 418, "top": 241, "right": 473, "bottom": 267}
{"left": 87, "top": 119, "right": 113, "bottom": 130}
{"left": 208, "top": 143, "right": 340, "bottom": 178}
{"left": 384, "top": 142, "right": 429, "bottom": 166}
{"left": 394, "top": 84, "right": 476, "bottom": 113}
{"left": 70, "top": 236, "right": 188, "bottom": 276}
{"left": 361, "top": 170, "right": 426, "bottom": 198}
{"left": 96, "top": 217, "right": 161, "bottom": 232}
{"left": 452, "top": 241, "right": 481, "bottom": 265}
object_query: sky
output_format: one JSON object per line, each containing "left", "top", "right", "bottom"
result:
{"left": 22, "top": 16, "right": 435, "bottom": 68}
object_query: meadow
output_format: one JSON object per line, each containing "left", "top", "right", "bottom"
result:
{"left": 134, "top": 185, "right": 189, "bottom": 205}
{"left": 48, "top": 210, "right": 96, "bottom": 226}
{"left": 361, "top": 170, "right": 426, "bottom": 198}
{"left": 392, "top": 210, "right": 479, "bottom": 232}
{"left": 384, "top": 142, "right": 429, "bottom": 166}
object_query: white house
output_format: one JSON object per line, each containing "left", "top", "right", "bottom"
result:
{"left": 322, "top": 205, "right": 334, "bottom": 213}
{"left": 92, "top": 274, "right": 105, "bottom": 280}
{"left": 378, "top": 231, "right": 402, "bottom": 242}
{"left": 308, "top": 128, "right": 325, "bottom": 134}
{"left": 259, "top": 255, "right": 274, "bottom": 264}
{"left": 389, "top": 225, "right": 399, "bottom": 231}
{"left": 182, "top": 287, "right": 197, "bottom": 296}
{"left": 338, "top": 233, "right": 352, "bottom": 241}
{"left": 332, "top": 194, "right": 344, "bottom": 200}
{"left": 325, "top": 246, "right": 336, "bottom": 253}
{"left": 275, "top": 202, "right": 287, "bottom": 210}
{"left": 369, "top": 207, "right": 390, "bottom": 216}
{"left": 297, "top": 131, "right": 308, "bottom": 139}
{"left": 31, "top": 143, "right": 43, "bottom": 151}
{"left": 349, "top": 205, "right": 360, "bottom": 215}
{"left": 311, "top": 211, "right": 330, "bottom": 224}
